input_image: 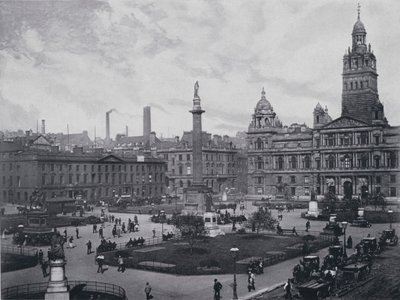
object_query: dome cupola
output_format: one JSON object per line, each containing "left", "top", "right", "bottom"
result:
{"left": 255, "top": 87, "right": 273, "bottom": 113}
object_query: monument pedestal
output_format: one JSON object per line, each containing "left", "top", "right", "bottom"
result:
{"left": 45, "top": 259, "right": 69, "bottom": 300}
{"left": 183, "top": 184, "right": 213, "bottom": 215}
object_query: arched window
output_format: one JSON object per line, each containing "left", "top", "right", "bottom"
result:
{"left": 290, "top": 156, "right": 297, "bottom": 169}
{"left": 374, "top": 156, "right": 380, "bottom": 168}
{"left": 257, "top": 156, "right": 264, "bottom": 170}
{"left": 359, "top": 153, "right": 369, "bottom": 169}
{"left": 387, "top": 152, "right": 396, "bottom": 168}
{"left": 327, "top": 154, "right": 336, "bottom": 169}
{"left": 304, "top": 156, "right": 311, "bottom": 169}
{"left": 277, "top": 156, "right": 284, "bottom": 170}
{"left": 256, "top": 138, "right": 263, "bottom": 150}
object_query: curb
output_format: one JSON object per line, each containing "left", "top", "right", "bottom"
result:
{"left": 239, "top": 281, "right": 286, "bottom": 300}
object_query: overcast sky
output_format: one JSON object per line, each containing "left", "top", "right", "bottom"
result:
{"left": 1, "top": 0, "right": 399, "bottom": 139}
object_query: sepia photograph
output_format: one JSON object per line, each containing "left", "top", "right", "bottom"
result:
{"left": 1, "top": 0, "right": 399, "bottom": 299}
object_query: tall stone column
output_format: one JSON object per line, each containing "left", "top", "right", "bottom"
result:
{"left": 183, "top": 81, "right": 215, "bottom": 215}
{"left": 190, "top": 81, "right": 205, "bottom": 186}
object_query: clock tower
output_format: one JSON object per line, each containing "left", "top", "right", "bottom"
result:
{"left": 341, "top": 5, "right": 386, "bottom": 124}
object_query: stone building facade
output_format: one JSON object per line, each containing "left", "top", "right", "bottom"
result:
{"left": 0, "top": 143, "right": 167, "bottom": 204}
{"left": 247, "top": 13, "right": 400, "bottom": 201}
{"left": 157, "top": 132, "right": 246, "bottom": 195}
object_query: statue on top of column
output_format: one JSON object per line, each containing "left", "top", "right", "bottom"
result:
{"left": 194, "top": 81, "right": 199, "bottom": 98}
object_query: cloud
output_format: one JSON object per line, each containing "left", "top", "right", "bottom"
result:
{"left": 0, "top": 92, "right": 39, "bottom": 130}
{"left": 0, "top": 0, "right": 399, "bottom": 138}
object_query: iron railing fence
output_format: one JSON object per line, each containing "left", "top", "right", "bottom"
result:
{"left": 1, "top": 244, "right": 38, "bottom": 257}
{"left": 1, "top": 280, "right": 127, "bottom": 300}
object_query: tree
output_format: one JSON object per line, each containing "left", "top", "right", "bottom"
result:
{"left": 175, "top": 214, "right": 205, "bottom": 254}
{"left": 248, "top": 207, "right": 277, "bottom": 234}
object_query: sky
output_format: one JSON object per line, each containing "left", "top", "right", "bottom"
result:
{"left": 1, "top": 0, "right": 400, "bottom": 139}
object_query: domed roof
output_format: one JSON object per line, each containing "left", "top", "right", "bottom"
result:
{"left": 353, "top": 19, "right": 366, "bottom": 34}
{"left": 255, "top": 88, "right": 273, "bottom": 112}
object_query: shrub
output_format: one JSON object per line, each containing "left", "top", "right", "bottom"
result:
{"left": 175, "top": 247, "right": 209, "bottom": 255}
{"left": 199, "top": 259, "right": 220, "bottom": 268}
{"left": 302, "top": 235, "right": 316, "bottom": 241}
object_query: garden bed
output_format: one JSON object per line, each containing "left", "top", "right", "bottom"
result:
{"left": 103, "top": 232, "right": 331, "bottom": 275}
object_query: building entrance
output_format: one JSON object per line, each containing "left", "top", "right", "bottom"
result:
{"left": 343, "top": 181, "right": 353, "bottom": 199}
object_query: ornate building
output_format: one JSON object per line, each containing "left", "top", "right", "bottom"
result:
{"left": 247, "top": 11, "right": 400, "bottom": 201}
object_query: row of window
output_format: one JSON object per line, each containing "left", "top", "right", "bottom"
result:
{"left": 168, "top": 153, "right": 235, "bottom": 165}
{"left": 253, "top": 152, "right": 397, "bottom": 170}
{"left": 40, "top": 172, "right": 164, "bottom": 186}
{"left": 255, "top": 175, "right": 396, "bottom": 185}
{"left": 38, "top": 163, "right": 164, "bottom": 173}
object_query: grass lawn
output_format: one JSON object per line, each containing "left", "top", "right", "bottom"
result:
{"left": 104, "top": 233, "right": 330, "bottom": 275}
{"left": 1, "top": 253, "right": 38, "bottom": 272}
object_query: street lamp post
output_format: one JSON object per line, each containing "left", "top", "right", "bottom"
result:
{"left": 342, "top": 221, "right": 348, "bottom": 256}
{"left": 388, "top": 210, "right": 393, "bottom": 229}
{"left": 230, "top": 247, "right": 239, "bottom": 300}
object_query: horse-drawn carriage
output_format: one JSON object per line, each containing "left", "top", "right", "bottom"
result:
{"left": 293, "top": 256, "right": 320, "bottom": 283}
{"left": 355, "top": 236, "right": 380, "bottom": 256}
{"left": 247, "top": 257, "right": 264, "bottom": 274}
{"left": 297, "top": 279, "right": 332, "bottom": 300}
{"left": 322, "top": 214, "right": 343, "bottom": 236}
{"left": 380, "top": 229, "right": 398, "bottom": 247}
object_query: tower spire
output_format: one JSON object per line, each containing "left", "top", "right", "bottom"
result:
{"left": 357, "top": 3, "right": 361, "bottom": 20}
{"left": 261, "top": 87, "right": 266, "bottom": 98}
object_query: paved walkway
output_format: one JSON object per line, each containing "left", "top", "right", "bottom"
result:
{"left": 2, "top": 206, "right": 397, "bottom": 299}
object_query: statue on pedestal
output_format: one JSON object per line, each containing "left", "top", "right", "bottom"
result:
{"left": 49, "top": 232, "right": 65, "bottom": 260}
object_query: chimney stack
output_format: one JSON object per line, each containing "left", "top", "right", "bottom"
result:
{"left": 143, "top": 106, "right": 151, "bottom": 137}
{"left": 106, "top": 112, "right": 110, "bottom": 141}
{"left": 126, "top": 125, "right": 128, "bottom": 137}
{"left": 41, "top": 120, "right": 46, "bottom": 135}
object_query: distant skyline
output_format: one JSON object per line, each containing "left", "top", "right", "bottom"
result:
{"left": 1, "top": 0, "right": 400, "bottom": 139}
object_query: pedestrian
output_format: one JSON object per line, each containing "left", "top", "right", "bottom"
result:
{"left": 117, "top": 255, "right": 125, "bottom": 272}
{"left": 347, "top": 235, "right": 353, "bottom": 249}
{"left": 87, "top": 240, "right": 92, "bottom": 254}
{"left": 306, "top": 220, "right": 310, "bottom": 232}
{"left": 152, "top": 228, "right": 156, "bottom": 238}
{"left": 93, "top": 224, "right": 97, "bottom": 233}
{"left": 144, "top": 282, "right": 153, "bottom": 299}
{"left": 112, "top": 226, "right": 117, "bottom": 238}
{"left": 292, "top": 226, "right": 298, "bottom": 236}
{"left": 122, "top": 222, "right": 126, "bottom": 233}
{"left": 99, "top": 227, "right": 103, "bottom": 239}
{"left": 63, "top": 228, "right": 67, "bottom": 238}
{"left": 76, "top": 227, "right": 79, "bottom": 239}
{"left": 117, "top": 227, "right": 121, "bottom": 238}
{"left": 96, "top": 255, "right": 104, "bottom": 273}
{"left": 213, "top": 278, "right": 223, "bottom": 300}
{"left": 248, "top": 272, "right": 255, "bottom": 291}
{"left": 284, "top": 278, "right": 292, "bottom": 299}
{"left": 38, "top": 249, "right": 44, "bottom": 264}
{"left": 68, "top": 236, "right": 75, "bottom": 248}
{"left": 41, "top": 261, "right": 48, "bottom": 277}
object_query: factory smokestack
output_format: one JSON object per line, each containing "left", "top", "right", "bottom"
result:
{"left": 126, "top": 125, "right": 128, "bottom": 137}
{"left": 41, "top": 120, "right": 46, "bottom": 135}
{"left": 143, "top": 106, "right": 151, "bottom": 137}
{"left": 106, "top": 112, "right": 110, "bottom": 141}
